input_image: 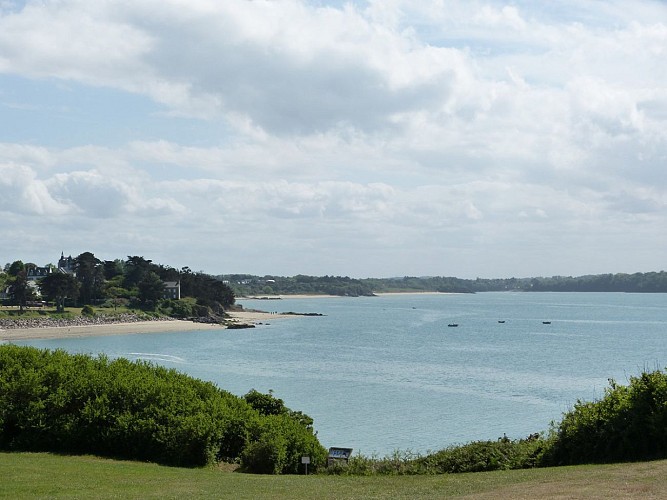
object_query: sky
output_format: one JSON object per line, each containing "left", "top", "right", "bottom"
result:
{"left": 1, "top": 0, "right": 666, "bottom": 279}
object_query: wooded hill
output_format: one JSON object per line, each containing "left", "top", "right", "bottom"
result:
{"left": 223, "top": 271, "right": 667, "bottom": 296}
{"left": 2, "top": 253, "right": 235, "bottom": 315}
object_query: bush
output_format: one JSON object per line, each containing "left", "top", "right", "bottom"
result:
{"left": 80, "top": 305, "right": 95, "bottom": 317}
{"left": 0, "top": 345, "right": 326, "bottom": 472}
{"left": 543, "top": 369, "right": 667, "bottom": 466}
{"left": 324, "top": 437, "right": 547, "bottom": 476}
{"left": 240, "top": 390, "right": 327, "bottom": 474}
{"left": 414, "top": 436, "right": 546, "bottom": 474}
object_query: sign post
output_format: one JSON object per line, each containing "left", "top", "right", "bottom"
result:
{"left": 301, "top": 456, "right": 310, "bottom": 475}
{"left": 327, "top": 447, "right": 353, "bottom": 467}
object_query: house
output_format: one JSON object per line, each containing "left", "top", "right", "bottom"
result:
{"left": 163, "top": 281, "right": 181, "bottom": 300}
{"left": 58, "top": 252, "right": 76, "bottom": 275}
{"left": 26, "top": 266, "right": 52, "bottom": 281}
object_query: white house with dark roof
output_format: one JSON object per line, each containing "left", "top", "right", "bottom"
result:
{"left": 26, "top": 266, "right": 52, "bottom": 281}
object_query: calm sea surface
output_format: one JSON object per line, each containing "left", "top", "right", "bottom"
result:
{"left": 14, "top": 292, "right": 667, "bottom": 456}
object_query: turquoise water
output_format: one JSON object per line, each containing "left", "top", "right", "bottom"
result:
{"left": 15, "top": 292, "right": 667, "bottom": 456}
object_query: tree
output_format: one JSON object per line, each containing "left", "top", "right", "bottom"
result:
{"left": 7, "top": 260, "right": 25, "bottom": 277}
{"left": 74, "top": 252, "right": 104, "bottom": 305}
{"left": 124, "top": 256, "right": 154, "bottom": 288}
{"left": 103, "top": 259, "right": 125, "bottom": 280}
{"left": 137, "top": 271, "right": 165, "bottom": 309}
{"left": 38, "top": 273, "right": 80, "bottom": 312}
{"left": 8, "top": 270, "right": 35, "bottom": 313}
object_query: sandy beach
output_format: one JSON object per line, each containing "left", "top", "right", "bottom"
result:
{"left": 239, "top": 292, "right": 454, "bottom": 299}
{"left": 238, "top": 294, "right": 341, "bottom": 300}
{"left": 0, "top": 310, "right": 291, "bottom": 342}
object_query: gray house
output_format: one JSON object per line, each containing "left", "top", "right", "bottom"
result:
{"left": 163, "top": 281, "right": 181, "bottom": 300}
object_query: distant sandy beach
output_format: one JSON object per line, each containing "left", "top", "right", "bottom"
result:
{"left": 0, "top": 310, "right": 289, "bottom": 342}
{"left": 372, "top": 291, "right": 455, "bottom": 296}
{"left": 238, "top": 294, "right": 340, "bottom": 300}
{"left": 239, "top": 292, "right": 452, "bottom": 300}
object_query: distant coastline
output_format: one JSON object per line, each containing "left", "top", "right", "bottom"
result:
{"left": 239, "top": 291, "right": 455, "bottom": 300}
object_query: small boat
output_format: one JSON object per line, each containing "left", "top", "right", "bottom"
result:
{"left": 448, "top": 323, "right": 459, "bottom": 327}
{"left": 542, "top": 321, "right": 551, "bottom": 324}
{"left": 498, "top": 320, "right": 506, "bottom": 323}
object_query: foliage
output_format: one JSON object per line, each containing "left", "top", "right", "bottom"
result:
{"left": 325, "top": 437, "right": 546, "bottom": 476}
{"left": 413, "top": 436, "right": 547, "bottom": 474}
{"left": 544, "top": 369, "right": 667, "bottom": 465}
{"left": 158, "top": 297, "right": 198, "bottom": 318}
{"left": 6, "top": 261, "right": 25, "bottom": 276}
{"left": 6, "top": 268, "right": 35, "bottom": 313}
{"left": 362, "top": 272, "right": 667, "bottom": 293}
{"left": 241, "top": 414, "right": 327, "bottom": 474}
{"left": 74, "top": 252, "right": 105, "bottom": 304}
{"left": 244, "top": 389, "right": 287, "bottom": 416}
{"left": 0, "top": 346, "right": 326, "bottom": 472}
{"left": 137, "top": 271, "right": 166, "bottom": 309}
{"left": 223, "top": 274, "right": 375, "bottom": 297}
{"left": 244, "top": 390, "right": 314, "bottom": 430}
{"left": 38, "top": 272, "right": 80, "bottom": 312}
{"left": 5, "top": 252, "right": 236, "bottom": 317}
{"left": 240, "top": 390, "right": 324, "bottom": 473}
{"left": 80, "top": 305, "right": 95, "bottom": 317}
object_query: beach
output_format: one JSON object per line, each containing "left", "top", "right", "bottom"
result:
{"left": 0, "top": 309, "right": 290, "bottom": 342}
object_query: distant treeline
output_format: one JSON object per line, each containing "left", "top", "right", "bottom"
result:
{"left": 366, "top": 272, "right": 667, "bottom": 293}
{"left": 223, "top": 271, "right": 667, "bottom": 296}
{"left": 220, "top": 274, "right": 376, "bottom": 297}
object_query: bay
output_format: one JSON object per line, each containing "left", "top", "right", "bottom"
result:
{"left": 14, "top": 292, "right": 667, "bottom": 456}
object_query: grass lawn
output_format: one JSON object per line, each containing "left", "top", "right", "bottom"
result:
{"left": 0, "top": 305, "right": 150, "bottom": 320}
{"left": 1, "top": 453, "right": 666, "bottom": 499}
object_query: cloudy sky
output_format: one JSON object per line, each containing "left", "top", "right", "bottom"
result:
{"left": 1, "top": 0, "right": 666, "bottom": 278}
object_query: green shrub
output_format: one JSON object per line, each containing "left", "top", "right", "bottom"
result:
{"left": 324, "top": 437, "right": 546, "bottom": 476}
{"left": 0, "top": 345, "right": 326, "bottom": 472}
{"left": 544, "top": 369, "right": 667, "bottom": 466}
{"left": 241, "top": 420, "right": 288, "bottom": 474}
{"left": 80, "top": 305, "right": 95, "bottom": 317}
{"left": 240, "top": 408, "right": 327, "bottom": 474}
{"left": 413, "top": 436, "right": 546, "bottom": 474}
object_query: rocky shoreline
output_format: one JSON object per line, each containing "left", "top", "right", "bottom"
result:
{"left": 0, "top": 313, "right": 175, "bottom": 331}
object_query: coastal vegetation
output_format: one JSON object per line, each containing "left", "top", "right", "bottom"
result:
{"left": 1, "top": 254, "right": 235, "bottom": 320}
{"left": 0, "top": 345, "right": 326, "bottom": 473}
{"left": 1, "top": 343, "right": 665, "bottom": 478}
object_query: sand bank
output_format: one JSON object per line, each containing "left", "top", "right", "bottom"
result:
{"left": 372, "top": 291, "right": 457, "bottom": 296}
{"left": 240, "top": 292, "right": 455, "bottom": 300}
{"left": 238, "top": 294, "right": 340, "bottom": 300}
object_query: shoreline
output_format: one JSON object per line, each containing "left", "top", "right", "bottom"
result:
{"left": 238, "top": 291, "right": 454, "bottom": 300}
{"left": 0, "top": 310, "right": 290, "bottom": 342}
{"left": 0, "top": 293, "right": 451, "bottom": 342}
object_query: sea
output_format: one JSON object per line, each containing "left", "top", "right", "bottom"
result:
{"left": 13, "top": 292, "right": 667, "bottom": 457}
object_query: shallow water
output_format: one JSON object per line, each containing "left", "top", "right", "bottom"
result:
{"left": 17, "top": 292, "right": 667, "bottom": 456}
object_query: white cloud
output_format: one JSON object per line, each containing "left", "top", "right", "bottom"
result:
{"left": 0, "top": 163, "right": 71, "bottom": 215}
{"left": 0, "top": 0, "right": 666, "bottom": 277}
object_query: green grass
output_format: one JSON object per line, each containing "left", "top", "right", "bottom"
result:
{"left": 2, "top": 453, "right": 666, "bottom": 499}
{"left": 0, "top": 305, "right": 151, "bottom": 319}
